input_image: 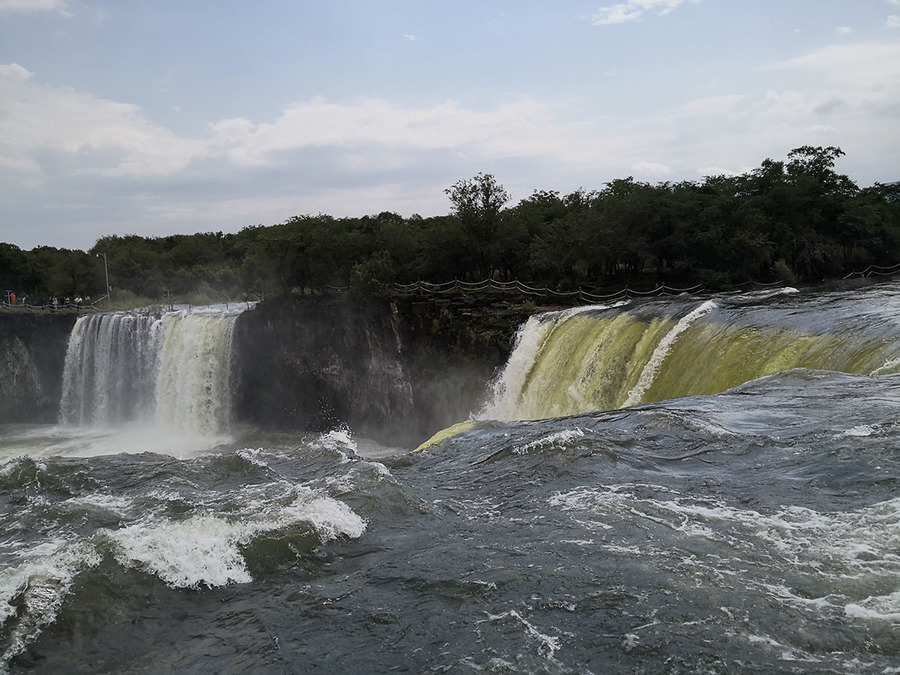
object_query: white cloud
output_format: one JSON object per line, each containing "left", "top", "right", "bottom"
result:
{"left": 670, "top": 94, "right": 745, "bottom": 118}
{"left": 632, "top": 160, "right": 673, "bottom": 176}
{"left": 206, "top": 96, "right": 594, "bottom": 169}
{"left": 1, "top": 63, "right": 607, "bottom": 184}
{"left": 836, "top": 26, "right": 853, "bottom": 35}
{"left": 6, "top": 49, "right": 893, "bottom": 204}
{"left": 591, "top": 0, "right": 700, "bottom": 26}
{"left": 0, "top": 63, "right": 202, "bottom": 179}
{"left": 0, "top": 0, "right": 70, "bottom": 16}
{"left": 770, "top": 42, "right": 900, "bottom": 92}
{"left": 6, "top": 43, "right": 898, "bottom": 191}
{"left": 888, "top": 15, "right": 900, "bottom": 28}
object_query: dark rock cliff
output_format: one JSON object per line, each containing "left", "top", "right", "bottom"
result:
{"left": 0, "top": 313, "right": 77, "bottom": 423}
{"left": 233, "top": 297, "right": 416, "bottom": 441}
{"left": 232, "top": 295, "right": 530, "bottom": 447}
{"left": 2, "top": 296, "right": 533, "bottom": 446}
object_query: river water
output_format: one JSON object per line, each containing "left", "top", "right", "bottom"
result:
{"left": 0, "top": 285, "right": 898, "bottom": 673}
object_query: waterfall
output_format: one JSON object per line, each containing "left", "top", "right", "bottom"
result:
{"left": 59, "top": 309, "right": 239, "bottom": 434}
{"left": 481, "top": 304, "right": 615, "bottom": 421}
{"left": 622, "top": 299, "right": 716, "bottom": 407}
{"left": 480, "top": 291, "right": 900, "bottom": 422}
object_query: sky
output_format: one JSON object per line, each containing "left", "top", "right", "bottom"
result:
{"left": 1, "top": 1, "right": 899, "bottom": 251}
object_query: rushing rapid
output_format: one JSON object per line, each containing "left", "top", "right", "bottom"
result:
{"left": 0, "top": 284, "right": 898, "bottom": 673}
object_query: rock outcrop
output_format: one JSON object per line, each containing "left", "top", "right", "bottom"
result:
{"left": 232, "top": 295, "right": 528, "bottom": 446}
{"left": 2, "top": 295, "right": 532, "bottom": 446}
{"left": 0, "top": 313, "right": 77, "bottom": 423}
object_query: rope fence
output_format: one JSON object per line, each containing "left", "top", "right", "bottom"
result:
{"left": 393, "top": 279, "right": 724, "bottom": 304}
{"left": 842, "top": 262, "right": 900, "bottom": 279}
{"left": 2, "top": 263, "right": 895, "bottom": 311}
{"left": 0, "top": 299, "right": 104, "bottom": 314}
{"left": 389, "top": 262, "right": 899, "bottom": 304}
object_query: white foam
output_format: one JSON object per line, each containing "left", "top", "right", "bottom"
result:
{"left": 514, "top": 428, "right": 585, "bottom": 455}
{"left": 845, "top": 591, "right": 900, "bottom": 622}
{"left": 0, "top": 540, "right": 102, "bottom": 664}
{"left": 107, "top": 490, "right": 366, "bottom": 588}
{"left": 167, "top": 303, "right": 253, "bottom": 317}
{"left": 298, "top": 495, "right": 367, "bottom": 540}
{"left": 64, "top": 492, "right": 134, "bottom": 517}
{"left": 624, "top": 300, "right": 716, "bottom": 407}
{"left": 840, "top": 425, "right": 876, "bottom": 438}
{"left": 480, "top": 305, "right": 613, "bottom": 421}
{"left": 734, "top": 287, "right": 800, "bottom": 301}
{"left": 622, "top": 633, "right": 640, "bottom": 651}
{"left": 0, "top": 459, "right": 39, "bottom": 483}
{"left": 315, "top": 426, "right": 358, "bottom": 459}
{"left": 548, "top": 487, "right": 900, "bottom": 623}
{"left": 236, "top": 447, "right": 270, "bottom": 467}
{"left": 481, "top": 609, "right": 562, "bottom": 658}
{"left": 684, "top": 417, "right": 737, "bottom": 439}
{"left": 110, "top": 515, "right": 253, "bottom": 588}
{"left": 870, "top": 356, "right": 900, "bottom": 376}
{"left": 745, "top": 634, "right": 784, "bottom": 647}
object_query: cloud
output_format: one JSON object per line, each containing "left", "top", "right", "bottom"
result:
{"left": 836, "top": 26, "right": 853, "bottom": 35}
{"left": 770, "top": 42, "right": 900, "bottom": 92}
{"left": 888, "top": 15, "right": 900, "bottom": 28}
{"left": 5, "top": 53, "right": 892, "bottom": 197}
{"left": 2, "top": 60, "right": 607, "bottom": 185}
{"left": 3, "top": 62, "right": 620, "bottom": 199}
{"left": 632, "top": 160, "right": 673, "bottom": 177}
{"left": 757, "top": 43, "right": 900, "bottom": 131}
{"left": 204, "top": 96, "right": 616, "bottom": 173}
{"left": 0, "top": 63, "right": 203, "bottom": 180}
{"left": 591, "top": 0, "right": 700, "bottom": 26}
{"left": 669, "top": 94, "right": 746, "bottom": 118}
{"left": 0, "top": 0, "right": 70, "bottom": 16}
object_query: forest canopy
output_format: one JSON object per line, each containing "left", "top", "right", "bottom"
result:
{"left": 2, "top": 146, "right": 898, "bottom": 305}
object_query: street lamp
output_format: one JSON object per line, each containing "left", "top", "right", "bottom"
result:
{"left": 97, "top": 253, "right": 110, "bottom": 304}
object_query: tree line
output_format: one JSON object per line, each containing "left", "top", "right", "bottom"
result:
{"left": 2, "top": 146, "right": 898, "bottom": 306}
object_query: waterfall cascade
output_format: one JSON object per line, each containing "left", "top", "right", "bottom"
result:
{"left": 481, "top": 288, "right": 900, "bottom": 422}
{"left": 59, "top": 309, "right": 239, "bottom": 435}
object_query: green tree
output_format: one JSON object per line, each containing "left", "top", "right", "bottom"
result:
{"left": 0, "top": 244, "right": 38, "bottom": 295}
{"left": 445, "top": 173, "right": 510, "bottom": 278}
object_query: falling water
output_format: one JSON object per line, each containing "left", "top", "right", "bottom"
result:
{"left": 58, "top": 309, "right": 239, "bottom": 434}
{"left": 480, "top": 288, "right": 900, "bottom": 421}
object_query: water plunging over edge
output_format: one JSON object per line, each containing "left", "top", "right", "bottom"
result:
{"left": 58, "top": 309, "right": 240, "bottom": 436}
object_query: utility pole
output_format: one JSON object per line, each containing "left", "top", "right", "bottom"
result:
{"left": 97, "top": 253, "right": 110, "bottom": 304}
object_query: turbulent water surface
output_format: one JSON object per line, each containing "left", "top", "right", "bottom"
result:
{"left": 1, "top": 286, "right": 899, "bottom": 673}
